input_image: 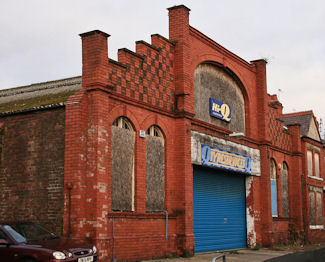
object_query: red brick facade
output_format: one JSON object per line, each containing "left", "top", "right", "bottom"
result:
{"left": 0, "top": 108, "right": 65, "bottom": 235}
{"left": 1, "top": 4, "right": 325, "bottom": 262}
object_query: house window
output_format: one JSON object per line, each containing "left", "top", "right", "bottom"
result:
{"left": 307, "top": 150, "right": 321, "bottom": 179}
{"left": 314, "top": 153, "right": 320, "bottom": 178}
{"left": 309, "top": 186, "right": 323, "bottom": 229}
{"left": 0, "top": 126, "right": 4, "bottom": 166}
{"left": 145, "top": 125, "right": 165, "bottom": 212}
{"left": 281, "top": 162, "right": 289, "bottom": 217}
{"left": 270, "top": 159, "right": 277, "bottom": 216}
{"left": 307, "top": 150, "right": 313, "bottom": 177}
{"left": 111, "top": 117, "right": 135, "bottom": 212}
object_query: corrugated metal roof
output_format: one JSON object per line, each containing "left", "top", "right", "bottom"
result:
{"left": 0, "top": 76, "right": 81, "bottom": 115}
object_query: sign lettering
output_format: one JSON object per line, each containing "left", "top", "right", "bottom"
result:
{"left": 209, "top": 98, "right": 231, "bottom": 122}
{"left": 201, "top": 144, "right": 251, "bottom": 174}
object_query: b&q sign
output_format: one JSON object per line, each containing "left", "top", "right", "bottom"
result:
{"left": 209, "top": 98, "right": 231, "bottom": 122}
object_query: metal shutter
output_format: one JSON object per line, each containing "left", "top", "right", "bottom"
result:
{"left": 193, "top": 166, "right": 247, "bottom": 252}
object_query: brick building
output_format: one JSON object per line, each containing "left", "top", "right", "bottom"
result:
{"left": 1, "top": 5, "right": 325, "bottom": 261}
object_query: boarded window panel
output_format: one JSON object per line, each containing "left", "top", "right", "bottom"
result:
{"left": 111, "top": 126, "right": 135, "bottom": 211}
{"left": 271, "top": 179, "right": 278, "bottom": 216}
{"left": 307, "top": 151, "right": 313, "bottom": 176}
{"left": 270, "top": 159, "right": 277, "bottom": 216}
{"left": 146, "top": 136, "right": 165, "bottom": 212}
{"left": 194, "top": 64, "right": 245, "bottom": 133}
{"left": 309, "top": 191, "right": 316, "bottom": 225}
{"left": 316, "top": 192, "right": 322, "bottom": 225}
{"left": 281, "top": 163, "right": 289, "bottom": 217}
{"left": 314, "top": 153, "right": 320, "bottom": 177}
{"left": 270, "top": 160, "right": 276, "bottom": 180}
{"left": 0, "top": 127, "right": 5, "bottom": 166}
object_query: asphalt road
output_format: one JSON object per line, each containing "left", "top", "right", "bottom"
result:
{"left": 141, "top": 248, "right": 293, "bottom": 262}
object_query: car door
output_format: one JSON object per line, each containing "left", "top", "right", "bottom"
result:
{"left": 0, "top": 228, "right": 15, "bottom": 261}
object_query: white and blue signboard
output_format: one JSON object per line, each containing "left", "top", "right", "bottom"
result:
{"left": 201, "top": 144, "right": 251, "bottom": 174}
{"left": 209, "top": 98, "right": 231, "bottom": 122}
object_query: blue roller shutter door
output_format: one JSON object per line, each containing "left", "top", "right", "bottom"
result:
{"left": 193, "top": 166, "right": 247, "bottom": 252}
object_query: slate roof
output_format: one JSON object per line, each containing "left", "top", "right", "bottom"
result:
{"left": 0, "top": 76, "right": 81, "bottom": 115}
{"left": 280, "top": 112, "right": 313, "bottom": 137}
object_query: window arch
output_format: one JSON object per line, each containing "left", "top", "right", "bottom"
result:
{"left": 145, "top": 125, "right": 165, "bottom": 212}
{"left": 194, "top": 63, "right": 245, "bottom": 133}
{"left": 113, "top": 116, "right": 134, "bottom": 130}
{"left": 281, "top": 162, "right": 289, "bottom": 217}
{"left": 146, "top": 125, "right": 164, "bottom": 144}
{"left": 111, "top": 116, "right": 135, "bottom": 212}
{"left": 270, "top": 159, "right": 278, "bottom": 216}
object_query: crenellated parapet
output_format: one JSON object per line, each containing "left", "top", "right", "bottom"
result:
{"left": 267, "top": 94, "right": 293, "bottom": 151}
{"left": 80, "top": 29, "right": 176, "bottom": 112}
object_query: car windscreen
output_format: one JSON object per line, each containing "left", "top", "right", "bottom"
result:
{"left": 10, "top": 223, "right": 58, "bottom": 241}
{"left": 4, "top": 225, "right": 26, "bottom": 244}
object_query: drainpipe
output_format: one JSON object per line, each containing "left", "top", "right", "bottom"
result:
{"left": 164, "top": 211, "right": 168, "bottom": 240}
{"left": 112, "top": 217, "right": 115, "bottom": 262}
{"left": 301, "top": 173, "right": 306, "bottom": 244}
{"left": 66, "top": 183, "right": 73, "bottom": 239}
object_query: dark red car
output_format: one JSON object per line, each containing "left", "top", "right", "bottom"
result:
{"left": 0, "top": 222, "right": 97, "bottom": 262}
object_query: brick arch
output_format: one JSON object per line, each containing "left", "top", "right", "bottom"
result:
{"left": 190, "top": 54, "right": 252, "bottom": 135}
{"left": 190, "top": 53, "right": 250, "bottom": 97}
{"left": 282, "top": 161, "right": 289, "bottom": 170}
{"left": 195, "top": 60, "right": 249, "bottom": 103}
{"left": 108, "top": 105, "right": 140, "bottom": 132}
{"left": 141, "top": 115, "right": 171, "bottom": 142}
{"left": 192, "top": 60, "right": 250, "bottom": 134}
{"left": 270, "top": 158, "right": 277, "bottom": 178}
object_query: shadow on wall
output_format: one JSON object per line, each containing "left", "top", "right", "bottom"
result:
{"left": 265, "top": 247, "right": 325, "bottom": 262}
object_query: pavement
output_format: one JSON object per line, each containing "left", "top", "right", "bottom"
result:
{"left": 140, "top": 248, "right": 295, "bottom": 262}
{"left": 140, "top": 243, "right": 325, "bottom": 262}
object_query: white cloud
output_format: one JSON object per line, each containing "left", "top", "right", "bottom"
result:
{"left": 0, "top": 0, "right": 324, "bottom": 124}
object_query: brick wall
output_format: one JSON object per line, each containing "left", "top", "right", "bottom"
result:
{"left": 65, "top": 5, "right": 269, "bottom": 261}
{"left": 0, "top": 108, "right": 65, "bottom": 235}
{"left": 62, "top": 4, "right": 318, "bottom": 261}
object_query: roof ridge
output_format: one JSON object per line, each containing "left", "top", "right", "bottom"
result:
{"left": 0, "top": 76, "right": 81, "bottom": 98}
{"left": 281, "top": 110, "right": 313, "bottom": 118}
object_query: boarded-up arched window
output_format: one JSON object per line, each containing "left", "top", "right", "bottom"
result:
{"left": 281, "top": 162, "right": 289, "bottom": 217}
{"left": 111, "top": 117, "right": 135, "bottom": 211}
{"left": 270, "top": 159, "right": 277, "bottom": 216}
{"left": 194, "top": 63, "right": 245, "bottom": 133}
{"left": 146, "top": 125, "right": 165, "bottom": 212}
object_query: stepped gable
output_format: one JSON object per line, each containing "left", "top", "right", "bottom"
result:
{"left": 267, "top": 94, "right": 292, "bottom": 151}
{"left": 108, "top": 34, "right": 176, "bottom": 112}
{"left": 0, "top": 76, "right": 81, "bottom": 115}
{"left": 268, "top": 109, "right": 292, "bottom": 151}
{"left": 281, "top": 111, "right": 313, "bottom": 137}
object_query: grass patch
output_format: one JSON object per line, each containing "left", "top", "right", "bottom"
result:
{"left": 252, "top": 245, "right": 260, "bottom": 251}
{"left": 273, "top": 244, "right": 286, "bottom": 251}
{"left": 229, "top": 250, "right": 240, "bottom": 254}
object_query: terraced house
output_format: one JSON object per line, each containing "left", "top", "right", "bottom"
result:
{"left": 1, "top": 5, "right": 324, "bottom": 261}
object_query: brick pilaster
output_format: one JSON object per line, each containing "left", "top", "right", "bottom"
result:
{"left": 79, "top": 30, "right": 110, "bottom": 90}
{"left": 168, "top": 5, "right": 193, "bottom": 115}
{"left": 251, "top": 59, "right": 270, "bottom": 143}
{"left": 173, "top": 117, "right": 195, "bottom": 256}
{"left": 287, "top": 124, "right": 304, "bottom": 236}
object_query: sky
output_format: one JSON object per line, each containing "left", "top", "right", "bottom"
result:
{"left": 1, "top": 0, "right": 324, "bottom": 135}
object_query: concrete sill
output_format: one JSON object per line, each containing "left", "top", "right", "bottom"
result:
{"left": 308, "top": 175, "right": 323, "bottom": 181}
{"left": 309, "top": 225, "right": 324, "bottom": 230}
